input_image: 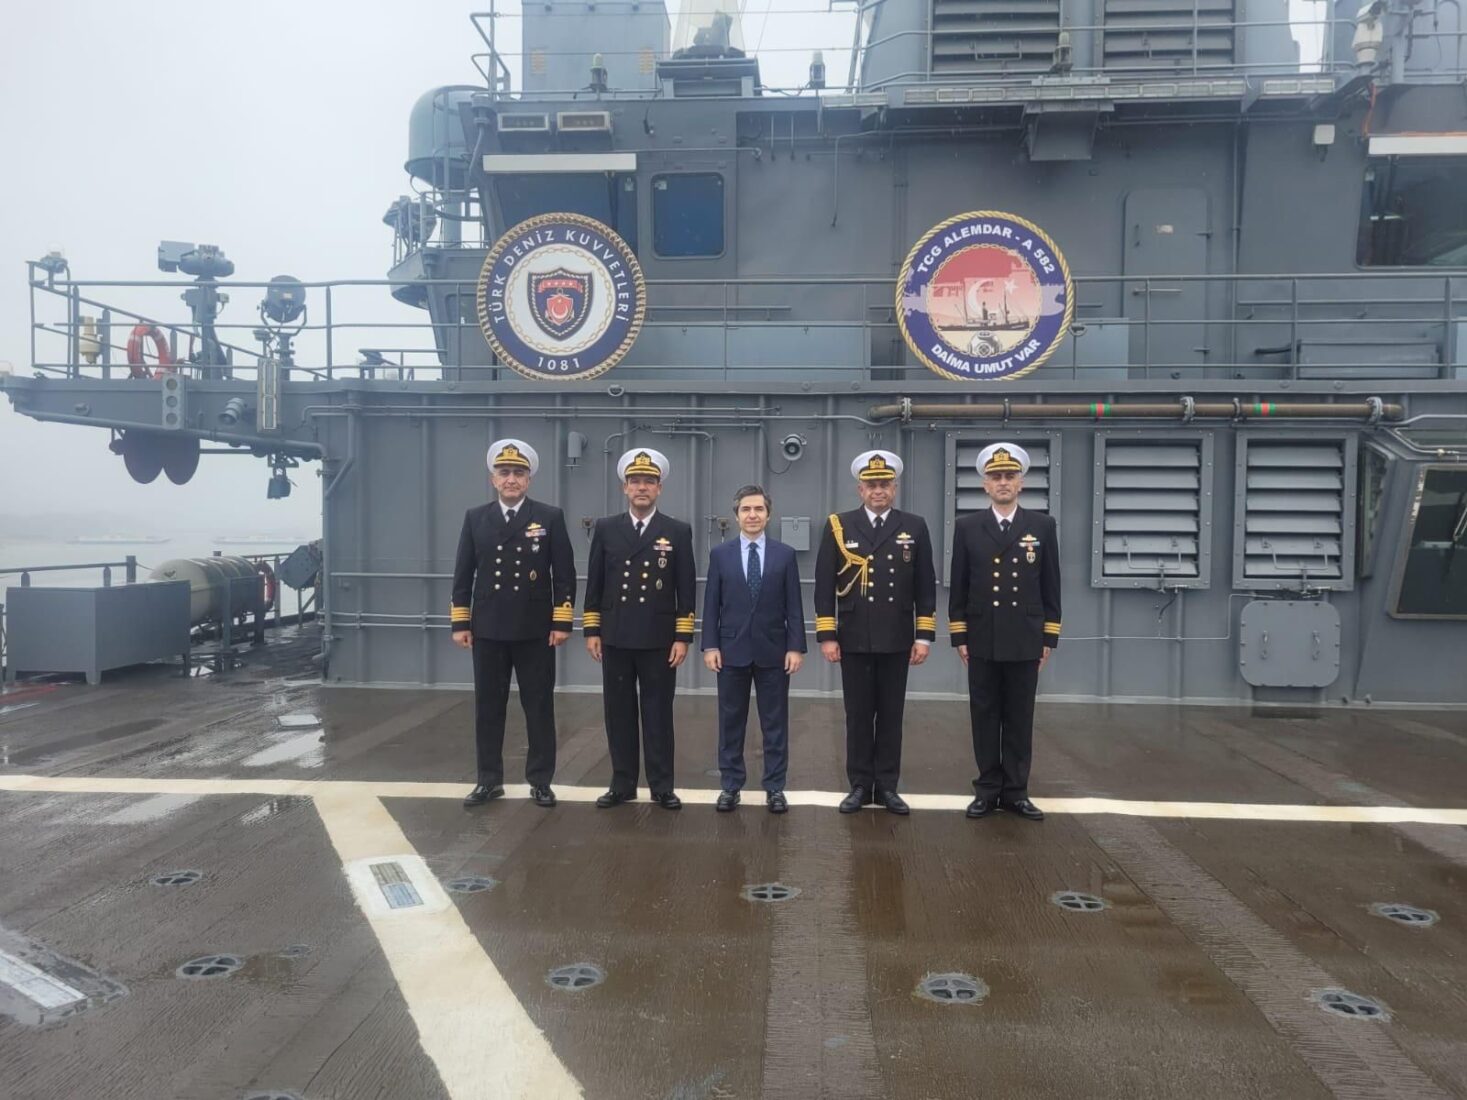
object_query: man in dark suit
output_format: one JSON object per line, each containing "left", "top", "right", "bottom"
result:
{"left": 814, "top": 450, "right": 937, "bottom": 816}
{"left": 583, "top": 448, "right": 696, "bottom": 810}
{"left": 451, "top": 439, "right": 575, "bottom": 809}
{"left": 949, "top": 442, "right": 1061, "bottom": 822}
{"left": 701, "top": 485, "right": 806, "bottom": 814}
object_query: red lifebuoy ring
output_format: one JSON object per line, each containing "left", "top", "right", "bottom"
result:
{"left": 126, "top": 324, "right": 175, "bottom": 379}
{"left": 256, "top": 562, "right": 277, "bottom": 612}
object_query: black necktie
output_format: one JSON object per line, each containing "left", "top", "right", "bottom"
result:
{"left": 635, "top": 519, "right": 644, "bottom": 537}
{"left": 873, "top": 514, "right": 884, "bottom": 533}
{"left": 1000, "top": 517, "right": 1010, "bottom": 534}
{"left": 747, "top": 542, "right": 762, "bottom": 600}
{"left": 506, "top": 508, "right": 516, "bottom": 523}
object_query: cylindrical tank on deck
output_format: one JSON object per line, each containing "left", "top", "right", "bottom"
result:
{"left": 406, "top": 86, "right": 480, "bottom": 190}
{"left": 148, "top": 557, "right": 260, "bottom": 625}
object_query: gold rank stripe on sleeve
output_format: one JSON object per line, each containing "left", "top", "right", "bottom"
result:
{"left": 915, "top": 616, "right": 937, "bottom": 632}
{"left": 1044, "top": 622, "right": 1062, "bottom": 634}
{"left": 449, "top": 604, "right": 471, "bottom": 624}
{"left": 948, "top": 620, "right": 967, "bottom": 634}
{"left": 675, "top": 614, "right": 696, "bottom": 633}
{"left": 551, "top": 601, "right": 574, "bottom": 626}
{"left": 581, "top": 611, "right": 602, "bottom": 626}
{"left": 814, "top": 615, "right": 838, "bottom": 633}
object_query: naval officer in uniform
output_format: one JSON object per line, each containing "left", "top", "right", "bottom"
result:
{"left": 948, "top": 442, "right": 1061, "bottom": 821}
{"left": 815, "top": 450, "right": 937, "bottom": 815}
{"left": 451, "top": 439, "right": 575, "bottom": 809}
{"left": 583, "top": 448, "right": 696, "bottom": 810}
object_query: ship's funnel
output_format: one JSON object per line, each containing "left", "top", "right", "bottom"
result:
{"left": 673, "top": 1, "right": 746, "bottom": 59}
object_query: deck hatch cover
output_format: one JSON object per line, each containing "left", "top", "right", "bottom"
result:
{"left": 445, "top": 875, "right": 498, "bottom": 894}
{"left": 1369, "top": 903, "right": 1439, "bottom": 927}
{"left": 916, "top": 973, "right": 989, "bottom": 1004}
{"left": 1051, "top": 890, "right": 1110, "bottom": 912}
{"left": 150, "top": 870, "right": 203, "bottom": 887}
{"left": 742, "top": 883, "right": 801, "bottom": 903}
{"left": 547, "top": 963, "right": 605, "bottom": 991}
{"left": 1313, "top": 988, "right": 1389, "bottom": 1020}
{"left": 176, "top": 954, "right": 244, "bottom": 980}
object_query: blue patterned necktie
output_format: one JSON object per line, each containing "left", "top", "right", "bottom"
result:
{"left": 747, "top": 541, "right": 762, "bottom": 600}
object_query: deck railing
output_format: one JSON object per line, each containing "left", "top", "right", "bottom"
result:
{"left": 20, "top": 266, "right": 1467, "bottom": 384}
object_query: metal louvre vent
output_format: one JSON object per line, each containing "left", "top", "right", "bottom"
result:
{"left": 1093, "top": 437, "right": 1211, "bottom": 588}
{"left": 1237, "top": 439, "right": 1353, "bottom": 589}
{"left": 1102, "top": 0, "right": 1236, "bottom": 71}
{"left": 931, "top": 0, "right": 1062, "bottom": 77}
{"left": 955, "top": 440, "right": 1052, "bottom": 517}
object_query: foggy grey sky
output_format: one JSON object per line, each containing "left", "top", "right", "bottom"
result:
{"left": 0, "top": 2, "right": 854, "bottom": 539}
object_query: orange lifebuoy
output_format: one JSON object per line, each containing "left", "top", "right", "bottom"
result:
{"left": 126, "top": 324, "right": 175, "bottom": 379}
{"left": 256, "top": 562, "right": 277, "bottom": 612}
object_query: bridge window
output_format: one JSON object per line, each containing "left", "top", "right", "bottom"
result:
{"left": 1358, "top": 156, "right": 1467, "bottom": 267}
{"left": 492, "top": 173, "right": 637, "bottom": 244}
{"left": 652, "top": 173, "right": 724, "bottom": 258}
{"left": 1391, "top": 465, "right": 1467, "bottom": 618}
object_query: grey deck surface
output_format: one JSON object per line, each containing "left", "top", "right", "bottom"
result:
{"left": 1, "top": 628, "right": 1465, "bottom": 1099}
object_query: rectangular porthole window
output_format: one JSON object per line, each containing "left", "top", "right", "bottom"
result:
{"left": 1233, "top": 436, "right": 1357, "bottom": 591}
{"left": 1091, "top": 436, "right": 1213, "bottom": 589}
{"left": 1389, "top": 465, "right": 1467, "bottom": 618}
{"left": 652, "top": 173, "right": 725, "bottom": 258}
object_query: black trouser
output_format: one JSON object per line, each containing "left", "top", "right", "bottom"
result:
{"left": 716, "top": 663, "right": 790, "bottom": 794}
{"left": 839, "top": 650, "right": 910, "bottom": 793}
{"left": 471, "top": 637, "right": 557, "bottom": 787}
{"left": 967, "top": 656, "right": 1040, "bottom": 801}
{"left": 601, "top": 644, "right": 677, "bottom": 796}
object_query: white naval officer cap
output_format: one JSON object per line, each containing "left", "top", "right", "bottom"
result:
{"left": 617, "top": 447, "right": 669, "bottom": 480}
{"left": 487, "top": 438, "right": 539, "bottom": 475}
{"left": 976, "top": 442, "right": 1029, "bottom": 475}
{"left": 850, "top": 449, "right": 903, "bottom": 481}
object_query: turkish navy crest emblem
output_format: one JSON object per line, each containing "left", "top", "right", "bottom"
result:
{"left": 476, "top": 212, "right": 646, "bottom": 382}
{"left": 530, "top": 268, "right": 592, "bottom": 340}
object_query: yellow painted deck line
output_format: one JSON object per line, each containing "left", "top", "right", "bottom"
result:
{"left": 312, "top": 787, "right": 583, "bottom": 1100}
{"left": 2, "top": 774, "right": 1466, "bottom": 824}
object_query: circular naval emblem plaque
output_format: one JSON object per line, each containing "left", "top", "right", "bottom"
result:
{"left": 475, "top": 212, "right": 646, "bottom": 381}
{"left": 897, "top": 210, "right": 1073, "bottom": 382}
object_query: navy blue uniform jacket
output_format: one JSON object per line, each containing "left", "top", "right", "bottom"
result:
{"left": 701, "top": 537, "right": 807, "bottom": 668}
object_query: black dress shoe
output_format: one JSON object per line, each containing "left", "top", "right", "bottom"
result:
{"left": 595, "top": 789, "right": 636, "bottom": 808}
{"left": 462, "top": 784, "right": 504, "bottom": 808}
{"left": 1001, "top": 798, "right": 1045, "bottom": 821}
{"left": 716, "top": 790, "right": 740, "bottom": 812}
{"left": 875, "top": 789, "right": 910, "bottom": 816}
{"left": 767, "top": 791, "right": 788, "bottom": 814}
{"left": 838, "top": 786, "right": 868, "bottom": 814}
{"left": 965, "top": 796, "right": 996, "bottom": 819}
{"left": 530, "top": 786, "right": 556, "bottom": 808}
{"left": 653, "top": 791, "right": 682, "bottom": 810}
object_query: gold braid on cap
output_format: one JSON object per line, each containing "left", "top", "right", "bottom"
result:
{"left": 858, "top": 454, "right": 896, "bottom": 481}
{"left": 623, "top": 451, "right": 663, "bottom": 478}
{"left": 983, "top": 447, "right": 1023, "bottom": 474}
{"left": 827, "top": 514, "right": 870, "bottom": 597}
{"left": 493, "top": 443, "right": 531, "bottom": 469}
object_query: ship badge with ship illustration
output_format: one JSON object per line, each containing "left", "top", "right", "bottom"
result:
{"left": 896, "top": 211, "right": 1074, "bottom": 382}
